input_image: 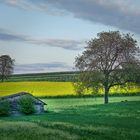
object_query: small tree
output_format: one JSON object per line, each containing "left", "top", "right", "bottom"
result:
{"left": 75, "top": 31, "right": 140, "bottom": 104}
{"left": 0, "top": 55, "right": 14, "bottom": 82}
{"left": 18, "top": 96, "right": 35, "bottom": 115}
{"left": 0, "top": 100, "right": 11, "bottom": 116}
{"left": 73, "top": 82, "right": 85, "bottom": 96}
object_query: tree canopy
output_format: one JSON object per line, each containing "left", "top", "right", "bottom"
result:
{"left": 75, "top": 31, "right": 140, "bottom": 103}
{"left": 0, "top": 55, "right": 14, "bottom": 82}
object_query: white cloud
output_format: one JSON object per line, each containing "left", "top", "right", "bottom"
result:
{"left": 45, "top": 0, "right": 140, "bottom": 34}
{"left": 2, "top": 0, "right": 66, "bottom": 16}
{"left": 0, "top": 28, "right": 85, "bottom": 50}
{"left": 29, "top": 38, "right": 85, "bottom": 50}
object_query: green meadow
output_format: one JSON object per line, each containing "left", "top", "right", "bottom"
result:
{"left": 0, "top": 73, "right": 140, "bottom": 139}
{"left": 0, "top": 96, "right": 140, "bottom": 140}
{"left": 0, "top": 81, "right": 140, "bottom": 97}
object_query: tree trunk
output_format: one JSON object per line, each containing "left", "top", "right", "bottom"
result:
{"left": 104, "top": 86, "right": 109, "bottom": 104}
{"left": 104, "top": 73, "right": 109, "bottom": 104}
{"left": 1, "top": 75, "right": 4, "bottom": 82}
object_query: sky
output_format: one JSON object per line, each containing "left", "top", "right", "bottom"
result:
{"left": 0, "top": 0, "right": 140, "bottom": 74}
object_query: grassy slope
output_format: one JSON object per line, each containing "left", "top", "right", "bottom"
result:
{"left": 0, "top": 96, "right": 140, "bottom": 140}
{"left": 0, "top": 82, "right": 140, "bottom": 97}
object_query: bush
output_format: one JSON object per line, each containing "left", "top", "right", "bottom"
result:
{"left": 0, "top": 100, "right": 10, "bottom": 116}
{"left": 18, "top": 96, "right": 35, "bottom": 115}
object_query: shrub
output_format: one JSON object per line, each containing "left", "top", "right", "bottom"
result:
{"left": 0, "top": 100, "right": 10, "bottom": 116}
{"left": 18, "top": 96, "right": 35, "bottom": 115}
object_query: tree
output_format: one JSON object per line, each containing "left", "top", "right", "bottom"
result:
{"left": 75, "top": 31, "right": 140, "bottom": 104}
{"left": 0, "top": 55, "right": 14, "bottom": 82}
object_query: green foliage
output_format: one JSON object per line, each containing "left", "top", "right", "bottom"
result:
{"left": 18, "top": 96, "right": 35, "bottom": 115}
{"left": 0, "top": 99, "right": 10, "bottom": 116}
{"left": 73, "top": 82, "right": 85, "bottom": 96}
{"left": 75, "top": 71, "right": 104, "bottom": 96}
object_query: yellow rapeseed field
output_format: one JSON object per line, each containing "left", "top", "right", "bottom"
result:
{"left": 0, "top": 82, "right": 75, "bottom": 97}
{"left": 0, "top": 82, "right": 139, "bottom": 97}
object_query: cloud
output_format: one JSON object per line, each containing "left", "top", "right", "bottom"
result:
{"left": 0, "top": 28, "right": 85, "bottom": 50}
{"left": 29, "top": 38, "right": 85, "bottom": 50}
{"left": 14, "top": 62, "right": 73, "bottom": 74}
{"left": 2, "top": 0, "right": 140, "bottom": 34}
{"left": 0, "top": 28, "right": 26, "bottom": 41}
{"left": 2, "top": 0, "right": 66, "bottom": 16}
{"left": 3, "top": 0, "right": 44, "bottom": 10}
{"left": 45, "top": 0, "right": 140, "bottom": 34}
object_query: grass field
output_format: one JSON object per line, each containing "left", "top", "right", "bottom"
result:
{"left": 0, "top": 81, "right": 139, "bottom": 97}
{"left": 0, "top": 96, "right": 140, "bottom": 140}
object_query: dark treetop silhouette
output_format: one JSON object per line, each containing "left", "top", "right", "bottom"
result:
{"left": 0, "top": 55, "right": 14, "bottom": 82}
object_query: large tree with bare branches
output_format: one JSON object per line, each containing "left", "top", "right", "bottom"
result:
{"left": 75, "top": 31, "right": 140, "bottom": 104}
{"left": 0, "top": 55, "right": 14, "bottom": 82}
